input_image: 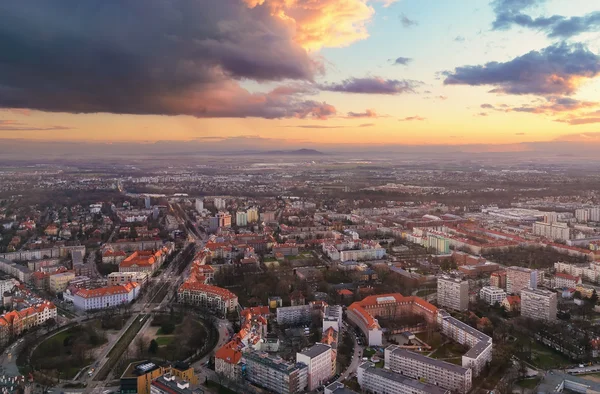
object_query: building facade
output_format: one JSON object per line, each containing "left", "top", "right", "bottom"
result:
{"left": 244, "top": 351, "right": 308, "bottom": 394}
{"left": 177, "top": 282, "right": 238, "bottom": 315}
{"left": 358, "top": 362, "right": 450, "bottom": 394}
{"left": 521, "top": 288, "right": 557, "bottom": 321}
{"left": 479, "top": 286, "right": 507, "bottom": 305}
{"left": 506, "top": 266, "right": 538, "bottom": 295}
{"left": 437, "top": 277, "right": 469, "bottom": 311}
{"left": 296, "top": 343, "right": 333, "bottom": 391}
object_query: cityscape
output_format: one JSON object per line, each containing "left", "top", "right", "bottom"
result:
{"left": 2, "top": 1, "right": 600, "bottom": 394}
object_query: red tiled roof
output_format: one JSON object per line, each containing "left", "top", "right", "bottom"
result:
{"left": 178, "top": 282, "right": 237, "bottom": 301}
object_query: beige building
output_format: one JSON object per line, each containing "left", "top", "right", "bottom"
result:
{"left": 437, "top": 277, "right": 468, "bottom": 311}
{"left": 296, "top": 344, "right": 333, "bottom": 391}
{"left": 358, "top": 362, "right": 450, "bottom": 394}
{"left": 107, "top": 271, "right": 149, "bottom": 287}
{"left": 48, "top": 271, "right": 75, "bottom": 293}
{"left": 521, "top": 287, "right": 557, "bottom": 321}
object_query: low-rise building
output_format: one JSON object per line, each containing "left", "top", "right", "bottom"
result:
{"left": 277, "top": 305, "right": 312, "bottom": 326}
{"left": 479, "top": 286, "right": 507, "bottom": 305}
{"left": 553, "top": 272, "right": 582, "bottom": 289}
{"left": 384, "top": 346, "right": 472, "bottom": 393}
{"left": 107, "top": 271, "right": 149, "bottom": 287}
{"left": 72, "top": 283, "right": 139, "bottom": 311}
{"left": 358, "top": 362, "right": 450, "bottom": 394}
{"left": 177, "top": 282, "right": 238, "bottom": 315}
{"left": 48, "top": 270, "right": 76, "bottom": 294}
{"left": 501, "top": 295, "right": 521, "bottom": 312}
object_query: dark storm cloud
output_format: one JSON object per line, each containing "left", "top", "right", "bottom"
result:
{"left": 393, "top": 57, "right": 413, "bottom": 65}
{"left": 443, "top": 43, "right": 600, "bottom": 95}
{"left": 0, "top": 0, "right": 332, "bottom": 119}
{"left": 321, "top": 77, "right": 422, "bottom": 94}
{"left": 491, "top": 0, "right": 600, "bottom": 38}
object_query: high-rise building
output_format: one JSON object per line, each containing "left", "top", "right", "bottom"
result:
{"left": 296, "top": 344, "right": 333, "bottom": 391}
{"left": 591, "top": 207, "right": 600, "bottom": 222}
{"left": 506, "top": 266, "right": 538, "bottom": 295}
{"left": 244, "top": 351, "right": 308, "bottom": 394}
{"left": 544, "top": 212, "right": 559, "bottom": 224}
{"left": 532, "top": 221, "right": 570, "bottom": 241}
{"left": 214, "top": 198, "right": 226, "bottom": 210}
{"left": 261, "top": 211, "right": 276, "bottom": 222}
{"left": 479, "top": 286, "right": 507, "bottom": 305}
{"left": 575, "top": 208, "right": 591, "bottom": 223}
{"left": 236, "top": 211, "right": 248, "bottom": 227}
{"left": 357, "top": 362, "right": 450, "bottom": 394}
{"left": 384, "top": 346, "right": 472, "bottom": 393}
{"left": 427, "top": 234, "right": 450, "bottom": 254}
{"left": 195, "top": 199, "right": 204, "bottom": 213}
{"left": 437, "top": 277, "right": 469, "bottom": 311}
{"left": 247, "top": 207, "right": 259, "bottom": 223}
{"left": 521, "top": 287, "right": 557, "bottom": 321}
{"left": 144, "top": 196, "right": 151, "bottom": 209}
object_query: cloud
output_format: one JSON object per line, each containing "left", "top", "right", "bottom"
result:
{"left": 515, "top": 132, "right": 526, "bottom": 135}
{"left": 554, "top": 132, "right": 600, "bottom": 141}
{"left": 491, "top": 0, "right": 600, "bottom": 39}
{"left": 321, "top": 77, "right": 422, "bottom": 94}
{"left": 0, "top": 0, "right": 369, "bottom": 119}
{"left": 481, "top": 103, "right": 495, "bottom": 109}
{"left": 399, "top": 115, "right": 426, "bottom": 121}
{"left": 454, "top": 36, "right": 465, "bottom": 42}
{"left": 244, "top": 0, "right": 377, "bottom": 50}
{"left": 393, "top": 57, "right": 413, "bottom": 66}
{"left": 0, "top": 120, "right": 71, "bottom": 131}
{"left": 359, "top": 123, "right": 375, "bottom": 127}
{"left": 443, "top": 43, "right": 600, "bottom": 96}
{"left": 346, "top": 109, "right": 378, "bottom": 118}
{"left": 477, "top": 112, "right": 488, "bottom": 116}
{"left": 399, "top": 13, "right": 418, "bottom": 28}
{"left": 508, "top": 97, "right": 598, "bottom": 114}
{"left": 286, "top": 125, "right": 346, "bottom": 128}
{"left": 555, "top": 117, "right": 600, "bottom": 126}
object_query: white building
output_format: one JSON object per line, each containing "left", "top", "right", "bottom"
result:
{"left": 244, "top": 351, "right": 308, "bottom": 394}
{"left": 575, "top": 208, "right": 591, "bottom": 223}
{"left": 235, "top": 211, "right": 248, "bottom": 227}
{"left": 195, "top": 198, "right": 204, "bottom": 213}
{"left": 521, "top": 288, "right": 557, "bottom": 321}
{"left": 214, "top": 198, "right": 226, "bottom": 210}
{"left": 277, "top": 305, "right": 312, "bottom": 326}
{"left": 479, "top": 286, "right": 507, "bottom": 305}
{"left": 533, "top": 221, "right": 570, "bottom": 241}
{"left": 296, "top": 343, "right": 333, "bottom": 391}
{"left": 553, "top": 272, "right": 581, "bottom": 289}
{"left": 384, "top": 346, "right": 472, "bottom": 393}
{"left": 72, "top": 283, "right": 139, "bottom": 311}
{"left": 322, "top": 305, "right": 343, "bottom": 333}
{"left": 358, "top": 362, "right": 450, "bottom": 394}
{"left": 437, "top": 277, "right": 469, "bottom": 311}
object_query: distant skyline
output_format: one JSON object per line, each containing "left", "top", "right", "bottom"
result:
{"left": 1, "top": 1, "right": 600, "bottom": 147}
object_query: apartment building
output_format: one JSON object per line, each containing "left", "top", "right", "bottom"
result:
{"left": 244, "top": 351, "right": 308, "bottom": 394}
{"left": 296, "top": 343, "right": 333, "bottom": 391}
{"left": 195, "top": 198, "right": 204, "bottom": 213}
{"left": 48, "top": 271, "right": 76, "bottom": 293}
{"left": 177, "top": 282, "right": 238, "bottom": 315}
{"left": 437, "top": 310, "right": 492, "bottom": 376}
{"left": 277, "top": 305, "right": 312, "bottom": 326}
{"left": 72, "top": 283, "right": 139, "bottom": 311}
{"left": 0, "top": 302, "right": 57, "bottom": 346}
{"left": 521, "top": 287, "right": 557, "bottom": 321}
{"left": 107, "top": 271, "right": 149, "bottom": 287}
{"left": 347, "top": 293, "right": 438, "bottom": 346}
{"left": 479, "top": 286, "right": 507, "bottom": 305}
{"left": 119, "top": 248, "right": 169, "bottom": 274}
{"left": 247, "top": 207, "right": 259, "bottom": 223}
{"left": 357, "top": 362, "right": 450, "bottom": 394}
{"left": 506, "top": 266, "right": 538, "bottom": 295}
{"left": 339, "top": 246, "right": 386, "bottom": 262}
{"left": 322, "top": 305, "right": 343, "bottom": 333}
{"left": 533, "top": 221, "right": 570, "bottom": 241}
{"left": 553, "top": 272, "right": 581, "bottom": 289}
{"left": 555, "top": 261, "right": 600, "bottom": 284}
{"left": 437, "top": 277, "right": 469, "bottom": 311}
{"left": 427, "top": 234, "right": 450, "bottom": 255}
{"left": 384, "top": 346, "right": 472, "bottom": 393}
{"left": 235, "top": 211, "right": 248, "bottom": 227}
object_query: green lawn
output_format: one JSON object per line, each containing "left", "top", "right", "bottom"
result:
{"left": 155, "top": 336, "right": 174, "bottom": 346}
{"left": 430, "top": 342, "right": 467, "bottom": 360}
{"left": 363, "top": 348, "right": 376, "bottom": 357}
{"left": 528, "top": 340, "right": 571, "bottom": 369}
{"left": 206, "top": 380, "right": 237, "bottom": 394}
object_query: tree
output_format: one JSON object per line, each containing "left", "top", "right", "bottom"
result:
{"left": 149, "top": 339, "right": 159, "bottom": 355}
{"left": 591, "top": 290, "right": 598, "bottom": 305}
{"left": 135, "top": 335, "right": 150, "bottom": 358}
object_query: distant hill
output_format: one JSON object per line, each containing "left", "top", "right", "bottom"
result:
{"left": 258, "top": 149, "right": 325, "bottom": 156}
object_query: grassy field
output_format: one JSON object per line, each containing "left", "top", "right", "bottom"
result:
{"left": 429, "top": 342, "right": 467, "bottom": 360}
{"left": 516, "top": 377, "right": 541, "bottom": 389}
{"left": 528, "top": 340, "right": 571, "bottom": 369}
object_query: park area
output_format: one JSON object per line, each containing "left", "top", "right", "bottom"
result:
{"left": 30, "top": 322, "right": 107, "bottom": 379}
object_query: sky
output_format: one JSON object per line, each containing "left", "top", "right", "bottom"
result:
{"left": 1, "top": 0, "right": 600, "bottom": 149}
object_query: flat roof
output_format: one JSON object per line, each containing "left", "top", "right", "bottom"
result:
{"left": 299, "top": 343, "right": 331, "bottom": 358}
{"left": 360, "top": 362, "right": 449, "bottom": 394}
{"left": 325, "top": 381, "right": 359, "bottom": 394}
{"left": 440, "top": 314, "right": 491, "bottom": 343}
{"left": 387, "top": 347, "right": 470, "bottom": 375}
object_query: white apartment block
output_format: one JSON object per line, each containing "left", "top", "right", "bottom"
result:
{"left": 235, "top": 211, "right": 248, "bottom": 227}
{"left": 277, "top": 305, "right": 312, "bottom": 326}
{"left": 358, "top": 362, "right": 450, "bottom": 394}
{"left": 437, "top": 277, "right": 469, "bottom": 311}
{"left": 506, "top": 266, "right": 538, "bottom": 295}
{"left": 437, "top": 310, "right": 492, "bottom": 376}
{"left": 195, "top": 199, "right": 204, "bottom": 213}
{"left": 244, "top": 351, "right": 308, "bottom": 394}
{"left": 296, "top": 343, "right": 333, "bottom": 391}
{"left": 72, "top": 283, "right": 139, "bottom": 311}
{"left": 552, "top": 272, "right": 581, "bottom": 289}
{"left": 555, "top": 261, "right": 600, "bottom": 284}
{"left": 533, "top": 221, "right": 570, "bottom": 241}
{"left": 339, "top": 247, "right": 386, "bottom": 262}
{"left": 479, "top": 286, "right": 507, "bottom": 305}
{"left": 384, "top": 346, "right": 472, "bottom": 393}
{"left": 575, "top": 208, "right": 591, "bottom": 223}
{"left": 521, "top": 287, "right": 557, "bottom": 321}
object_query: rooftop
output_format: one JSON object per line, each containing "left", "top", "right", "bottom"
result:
{"left": 359, "top": 362, "right": 449, "bottom": 394}
{"left": 244, "top": 351, "right": 306, "bottom": 374}
{"left": 386, "top": 347, "right": 470, "bottom": 375}
{"left": 299, "top": 343, "right": 331, "bottom": 359}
